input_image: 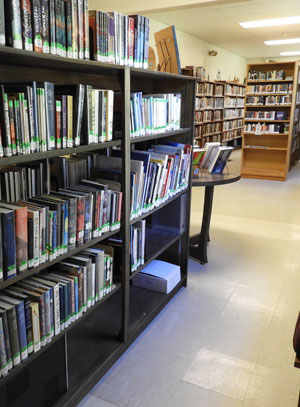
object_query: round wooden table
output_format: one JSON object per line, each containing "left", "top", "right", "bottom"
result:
{"left": 189, "top": 170, "right": 241, "bottom": 264}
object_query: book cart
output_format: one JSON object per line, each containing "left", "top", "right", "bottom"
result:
{"left": 242, "top": 61, "right": 299, "bottom": 181}
{"left": 0, "top": 46, "right": 195, "bottom": 407}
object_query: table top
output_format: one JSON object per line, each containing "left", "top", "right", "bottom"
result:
{"left": 192, "top": 170, "right": 241, "bottom": 187}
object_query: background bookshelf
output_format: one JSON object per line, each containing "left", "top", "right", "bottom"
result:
{"left": 194, "top": 80, "right": 245, "bottom": 149}
{"left": 0, "top": 46, "right": 195, "bottom": 407}
{"left": 241, "top": 61, "right": 299, "bottom": 181}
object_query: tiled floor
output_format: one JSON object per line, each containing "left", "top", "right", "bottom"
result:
{"left": 78, "top": 152, "right": 300, "bottom": 407}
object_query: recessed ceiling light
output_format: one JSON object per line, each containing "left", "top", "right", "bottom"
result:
{"left": 265, "top": 38, "right": 300, "bottom": 45}
{"left": 280, "top": 51, "right": 300, "bottom": 56}
{"left": 240, "top": 16, "right": 300, "bottom": 29}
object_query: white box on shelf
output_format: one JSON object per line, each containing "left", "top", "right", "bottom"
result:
{"left": 132, "top": 260, "right": 181, "bottom": 294}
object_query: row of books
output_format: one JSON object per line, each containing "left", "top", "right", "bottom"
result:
{"left": 223, "top": 119, "right": 243, "bottom": 131}
{"left": 203, "top": 122, "right": 222, "bottom": 135}
{"left": 223, "top": 109, "right": 244, "bottom": 119}
{"left": 53, "top": 143, "right": 191, "bottom": 220}
{"left": 244, "top": 123, "right": 289, "bottom": 134}
{"left": 248, "top": 70, "right": 286, "bottom": 81}
{"left": 246, "top": 84, "right": 293, "bottom": 94}
{"left": 0, "top": 1, "right": 150, "bottom": 70}
{"left": 89, "top": 11, "right": 150, "bottom": 68}
{"left": 224, "top": 84, "right": 245, "bottom": 96}
{"left": 0, "top": 179, "right": 122, "bottom": 281}
{"left": 130, "top": 93, "right": 181, "bottom": 138}
{"left": 196, "top": 82, "right": 214, "bottom": 95}
{"left": 224, "top": 97, "right": 244, "bottom": 108}
{"left": 196, "top": 98, "right": 224, "bottom": 110}
{"left": 0, "top": 82, "right": 114, "bottom": 158}
{"left": 245, "top": 111, "right": 288, "bottom": 121}
{"left": 192, "top": 142, "right": 233, "bottom": 175}
{"left": 223, "top": 129, "right": 242, "bottom": 141}
{"left": 0, "top": 244, "right": 114, "bottom": 378}
{"left": 1, "top": 0, "right": 90, "bottom": 58}
{"left": 245, "top": 95, "right": 292, "bottom": 106}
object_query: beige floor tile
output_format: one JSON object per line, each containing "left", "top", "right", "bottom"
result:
{"left": 183, "top": 349, "right": 255, "bottom": 401}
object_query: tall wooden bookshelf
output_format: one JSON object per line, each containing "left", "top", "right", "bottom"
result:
{"left": 194, "top": 80, "right": 245, "bottom": 148}
{"left": 0, "top": 46, "right": 195, "bottom": 406}
{"left": 241, "top": 61, "right": 299, "bottom": 181}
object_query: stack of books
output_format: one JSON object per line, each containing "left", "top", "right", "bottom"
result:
{"left": 0, "top": 244, "right": 114, "bottom": 377}
{"left": 193, "top": 142, "right": 233, "bottom": 175}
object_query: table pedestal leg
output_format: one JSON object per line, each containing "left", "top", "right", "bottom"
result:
{"left": 189, "top": 185, "right": 214, "bottom": 264}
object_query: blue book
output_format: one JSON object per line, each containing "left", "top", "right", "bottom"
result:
{"left": 0, "top": 208, "right": 16, "bottom": 280}
{"left": 52, "top": 210, "right": 57, "bottom": 258}
{"left": 209, "top": 147, "right": 233, "bottom": 175}
{"left": 0, "top": 295, "right": 28, "bottom": 362}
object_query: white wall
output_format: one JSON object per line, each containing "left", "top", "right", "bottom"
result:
{"left": 149, "top": 19, "right": 247, "bottom": 83}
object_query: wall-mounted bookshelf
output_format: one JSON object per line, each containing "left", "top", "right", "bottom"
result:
{"left": 194, "top": 80, "right": 245, "bottom": 149}
{"left": 242, "top": 61, "right": 299, "bottom": 181}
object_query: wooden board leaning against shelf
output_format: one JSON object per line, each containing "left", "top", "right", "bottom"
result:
{"left": 0, "top": 45, "right": 195, "bottom": 407}
{"left": 242, "top": 61, "right": 300, "bottom": 181}
{"left": 193, "top": 79, "right": 245, "bottom": 149}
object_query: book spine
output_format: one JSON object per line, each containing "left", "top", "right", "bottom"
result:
{"left": 8, "top": 307, "right": 21, "bottom": 366}
{"left": 55, "top": 100, "right": 62, "bottom": 148}
{"left": 8, "top": 98, "right": 17, "bottom": 156}
{"left": 67, "top": 95, "right": 73, "bottom": 147}
{"left": 88, "top": 10, "right": 97, "bottom": 61}
{"left": 49, "top": 0, "right": 56, "bottom": 54}
{"left": 77, "top": 0, "right": 84, "bottom": 59}
{"left": 83, "top": 0, "right": 89, "bottom": 59}
{"left": 31, "top": 0, "right": 42, "bottom": 52}
{"left": 68, "top": 199, "right": 77, "bottom": 249}
{"left": 14, "top": 98, "right": 22, "bottom": 154}
{"left": 0, "top": 317, "right": 8, "bottom": 377}
{"left": 20, "top": 0, "right": 33, "bottom": 51}
{"left": 32, "top": 210, "right": 40, "bottom": 267}
{"left": 1, "top": 311, "right": 12, "bottom": 370}
{"left": 54, "top": 0, "right": 61, "bottom": 55}
{"left": 14, "top": 302, "right": 28, "bottom": 361}
{"left": 60, "top": 0, "right": 66, "bottom": 57}
{"left": 2, "top": 212, "right": 17, "bottom": 280}
{"left": 41, "top": 0, "right": 49, "bottom": 53}
{"left": 15, "top": 207, "right": 28, "bottom": 273}
{"left": 0, "top": 89, "right": 12, "bottom": 157}
{"left": 65, "top": 0, "right": 72, "bottom": 58}
{"left": 0, "top": 0, "right": 5, "bottom": 45}
{"left": 22, "top": 298, "right": 33, "bottom": 354}
{"left": 52, "top": 283, "right": 60, "bottom": 335}
{"left": 44, "top": 290, "right": 51, "bottom": 343}
{"left": 5, "top": 0, "right": 23, "bottom": 49}
{"left": 76, "top": 196, "right": 85, "bottom": 246}
{"left": 44, "top": 82, "right": 55, "bottom": 150}
{"left": 30, "top": 302, "right": 41, "bottom": 353}
{"left": 75, "top": 84, "right": 85, "bottom": 146}
{"left": 61, "top": 201, "right": 68, "bottom": 253}
{"left": 22, "top": 96, "right": 31, "bottom": 154}
{"left": 71, "top": 0, "right": 78, "bottom": 58}
{"left": 106, "top": 90, "right": 114, "bottom": 141}
{"left": 61, "top": 95, "right": 67, "bottom": 148}
{"left": 143, "top": 17, "right": 149, "bottom": 69}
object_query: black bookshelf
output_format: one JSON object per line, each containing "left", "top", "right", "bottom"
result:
{"left": 0, "top": 45, "right": 195, "bottom": 407}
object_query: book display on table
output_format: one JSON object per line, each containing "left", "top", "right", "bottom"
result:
{"left": 242, "top": 61, "right": 300, "bottom": 181}
{"left": 0, "top": 3, "right": 195, "bottom": 405}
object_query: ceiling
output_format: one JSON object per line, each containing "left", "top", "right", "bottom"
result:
{"left": 90, "top": 0, "right": 300, "bottom": 59}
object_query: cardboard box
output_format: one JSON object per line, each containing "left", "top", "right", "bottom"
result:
{"left": 132, "top": 260, "right": 181, "bottom": 294}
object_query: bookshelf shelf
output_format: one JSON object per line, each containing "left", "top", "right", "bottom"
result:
{"left": 0, "top": 283, "right": 121, "bottom": 386}
{"left": 223, "top": 127, "right": 243, "bottom": 133}
{"left": 129, "top": 128, "right": 191, "bottom": 144}
{"left": 247, "top": 93, "right": 293, "bottom": 96}
{"left": 244, "top": 119, "right": 290, "bottom": 123}
{"left": 245, "top": 105, "right": 292, "bottom": 108}
{"left": 244, "top": 146, "right": 288, "bottom": 151}
{"left": 247, "top": 79, "right": 294, "bottom": 84}
{"left": 129, "top": 230, "right": 181, "bottom": 280}
{"left": 130, "top": 188, "right": 189, "bottom": 225}
{"left": 244, "top": 132, "right": 289, "bottom": 136}
{"left": 0, "top": 228, "right": 120, "bottom": 291}
{"left": 0, "top": 43, "right": 195, "bottom": 407}
{"left": 0, "top": 140, "right": 122, "bottom": 166}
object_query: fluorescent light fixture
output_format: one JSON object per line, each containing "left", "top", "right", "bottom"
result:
{"left": 280, "top": 51, "right": 300, "bottom": 56}
{"left": 240, "top": 16, "right": 300, "bottom": 29}
{"left": 265, "top": 38, "right": 300, "bottom": 45}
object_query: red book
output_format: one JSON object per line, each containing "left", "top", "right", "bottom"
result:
{"left": 128, "top": 17, "right": 134, "bottom": 67}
